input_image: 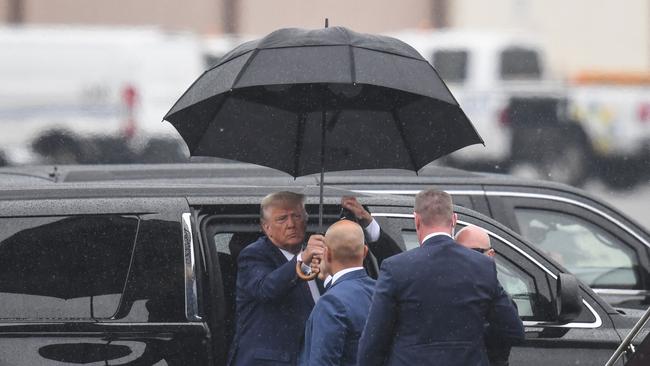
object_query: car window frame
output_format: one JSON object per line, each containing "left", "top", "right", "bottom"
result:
{"left": 370, "top": 210, "right": 605, "bottom": 329}
{"left": 485, "top": 190, "right": 650, "bottom": 297}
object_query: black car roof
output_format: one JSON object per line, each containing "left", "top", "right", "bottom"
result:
{"left": 0, "top": 162, "right": 621, "bottom": 204}
{"left": 1, "top": 163, "right": 645, "bottom": 234}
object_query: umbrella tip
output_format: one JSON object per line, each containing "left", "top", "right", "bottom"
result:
{"left": 325, "top": 18, "right": 329, "bottom": 28}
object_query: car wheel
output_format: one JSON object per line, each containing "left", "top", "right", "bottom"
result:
{"left": 544, "top": 143, "right": 590, "bottom": 187}
{"left": 510, "top": 142, "right": 590, "bottom": 187}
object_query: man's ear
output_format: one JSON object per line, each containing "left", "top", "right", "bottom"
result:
{"left": 414, "top": 212, "right": 421, "bottom": 231}
{"left": 325, "top": 246, "right": 333, "bottom": 263}
{"left": 260, "top": 220, "right": 270, "bottom": 236}
{"left": 362, "top": 245, "right": 369, "bottom": 259}
{"left": 451, "top": 213, "right": 458, "bottom": 228}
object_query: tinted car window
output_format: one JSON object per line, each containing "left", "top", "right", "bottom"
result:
{"left": 500, "top": 47, "right": 541, "bottom": 80}
{"left": 0, "top": 215, "right": 138, "bottom": 320}
{"left": 515, "top": 208, "right": 640, "bottom": 289}
{"left": 432, "top": 49, "right": 468, "bottom": 83}
{"left": 495, "top": 257, "right": 535, "bottom": 317}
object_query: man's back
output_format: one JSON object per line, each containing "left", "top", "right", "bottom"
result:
{"left": 358, "top": 235, "right": 524, "bottom": 366}
{"left": 302, "top": 270, "right": 375, "bottom": 366}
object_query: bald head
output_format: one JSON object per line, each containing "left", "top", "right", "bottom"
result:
{"left": 324, "top": 220, "right": 366, "bottom": 267}
{"left": 455, "top": 225, "right": 494, "bottom": 257}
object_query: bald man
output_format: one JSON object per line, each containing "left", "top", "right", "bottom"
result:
{"left": 456, "top": 225, "right": 517, "bottom": 366}
{"left": 300, "top": 220, "right": 375, "bottom": 366}
{"left": 455, "top": 225, "right": 495, "bottom": 258}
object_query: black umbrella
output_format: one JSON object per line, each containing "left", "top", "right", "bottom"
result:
{"left": 164, "top": 26, "right": 483, "bottom": 277}
{"left": 0, "top": 216, "right": 137, "bottom": 317}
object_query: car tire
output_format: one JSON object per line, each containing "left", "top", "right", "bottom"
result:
{"left": 510, "top": 140, "right": 590, "bottom": 187}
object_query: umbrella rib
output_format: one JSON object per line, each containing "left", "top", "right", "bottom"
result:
{"left": 113, "top": 219, "right": 142, "bottom": 318}
{"left": 348, "top": 44, "right": 356, "bottom": 84}
{"left": 231, "top": 49, "right": 260, "bottom": 89}
{"left": 391, "top": 109, "right": 419, "bottom": 171}
{"left": 292, "top": 113, "right": 307, "bottom": 177}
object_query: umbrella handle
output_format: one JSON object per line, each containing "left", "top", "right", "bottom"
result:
{"left": 296, "top": 258, "right": 319, "bottom": 281}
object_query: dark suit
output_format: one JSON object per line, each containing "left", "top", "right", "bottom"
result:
{"left": 228, "top": 236, "right": 316, "bottom": 365}
{"left": 358, "top": 234, "right": 524, "bottom": 366}
{"left": 301, "top": 269, "right": 375, "bottom": 366}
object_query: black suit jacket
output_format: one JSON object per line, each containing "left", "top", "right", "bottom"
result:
{"left": 358, "top": 234, "right": 524, "bottom": 366}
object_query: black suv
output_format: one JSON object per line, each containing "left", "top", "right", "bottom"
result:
{"left": 0, "top": 179, "right": 639, "bottom": 365}
{"left": 16, "top": 163, "right": 649, "bottom": 309}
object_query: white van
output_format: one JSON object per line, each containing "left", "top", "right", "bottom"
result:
{"left": 389, "top": 29, "right": 553, "bottom": 167}
{"left": 0, "top": 26, "right": 204, "bottom": 164}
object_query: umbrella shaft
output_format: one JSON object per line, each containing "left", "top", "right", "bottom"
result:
{"left": 319, "top": 110, "right": 326, "bottom": 232}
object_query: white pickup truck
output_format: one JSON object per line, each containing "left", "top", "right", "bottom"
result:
{"left": 391, "top": 29, "right": 649, "bottom": 187}
{"left": 0, "top": 26, "right": 204, "bottom": 165}
{"left": 569, "top": 72, "right": 650, "bottom": 187}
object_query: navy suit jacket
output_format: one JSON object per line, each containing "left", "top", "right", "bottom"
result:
{"left": 357, "top": 234, "right": 524, "bottom": 366}
{"left": 229, "top": 236, "right": 317, "bottom": 365}
{"left": 301, "top": 269, "right": 375, "bottom": 366}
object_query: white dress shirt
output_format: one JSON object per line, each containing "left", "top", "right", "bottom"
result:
{"left": 279, "top": 248, "right": 321, "bottom": 304}
{"left": 421, "top": 232, "right": 453, "bottom": 245}
{"left": 330, "top": 267, "right": 364, "bottom": 286}
{"left": 280, "top": 218, "right": 381, "bottom": 303}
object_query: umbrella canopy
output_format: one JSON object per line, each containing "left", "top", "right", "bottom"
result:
{"left": 164, "top": 26, "right": 483, "bottom": 177}
{"left": 0, "top": 215, "right": 136, "bottom": 300}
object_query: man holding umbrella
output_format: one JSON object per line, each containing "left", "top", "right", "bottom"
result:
{"left": 164, "top": 25, "right": 484, "bottom": 365}
{"left": 228, "top": 192, "right": 396, "bottom": 366}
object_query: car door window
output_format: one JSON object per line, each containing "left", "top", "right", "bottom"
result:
{"left": 514, "top": 208, "right": 640, "bottom": 289}
{"left": 0, "top": 215, "right": 139, "bottom": 320}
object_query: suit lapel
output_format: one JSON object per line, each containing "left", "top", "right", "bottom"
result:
{"left": 262, "top": 236, "right": 315, "bottom": 306}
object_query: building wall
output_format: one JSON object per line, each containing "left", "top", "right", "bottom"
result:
{"left": 236, "top": 0, "right": 435, "bottom": 35}
{"left": 1, "top": 0, "right": 647, "bottom": 74}
{"left": 449, "top": 0, "right": 650, "bottom": 74}
{"left": 0, "top": 0, "right": 223, "bottom": 33}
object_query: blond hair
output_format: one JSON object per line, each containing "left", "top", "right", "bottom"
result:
{"left": 260, "top": 191, "right": 306, "bottom": 221}
{"left": 414, "top": 189, "right": 453, "bottom": 226}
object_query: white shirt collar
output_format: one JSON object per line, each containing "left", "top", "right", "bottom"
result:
{"left": 421, "top": 232, "right": 452, "bottom": 245}
{"left": 278, "top": 247, "right": 297, "bottom": 261}
{"left": 331, "top": 267, "right": 364, "bottom": 286}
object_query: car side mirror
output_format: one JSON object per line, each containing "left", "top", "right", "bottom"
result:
{"left": 556, "top": 273, "right": 583, "bottom": 323}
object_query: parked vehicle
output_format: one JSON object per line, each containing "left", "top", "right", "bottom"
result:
{"left": 0, "top": 177, "right": 637, "bottom": 365}
{"left": 0, "top": 25, "right": 202, "bottom": 164}
{"left": 569, "top": 72, "right": 650, "bottom": 188}
{"left": 390, "top": 29, "right": 649, "bottom": 188}
{"left": 389, "top": 29, "right": 551, "bottom": 170}
{"left": 15, "top": 162, "right": 649, "bottom": 310}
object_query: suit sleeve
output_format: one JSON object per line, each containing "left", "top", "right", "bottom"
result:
{"left": 368, "top": 229, "right": 402, "bottom": 266}
{"left": 237, "top": 245, "right": 300, "bottom": 303}
{"left": 304, "top": 295, "right": 348, "bottom": 366}
{"left": 486, "top": 261, "right": 526, "bottom": 346}
{"left": 357, "top": 260, "right": 397, "bottom": 366}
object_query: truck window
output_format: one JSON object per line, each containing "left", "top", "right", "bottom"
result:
{"left": 500, "top": 47, "right": 542, "bottom": 80}
{"left": 432, "top": 50, "right": 468, "bottom": 83}
{"left": 0, "top": 215, "right": 138, "bottom": 320}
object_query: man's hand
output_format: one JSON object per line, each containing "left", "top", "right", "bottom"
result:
{"left": 341, "top": 196, "right": 373, "bottom": 227}
{"left": 302, "top": 234, "right": 325, "bottom": 267}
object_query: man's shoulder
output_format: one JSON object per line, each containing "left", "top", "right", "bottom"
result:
{"left": 334, "top": 273, "right": 375, "bottom": 291}
{"left": 382, "top": 246, "right": 421, "bottom": 267}
{"left": 238, "top": 236, "right": 272, "bottom": 257}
